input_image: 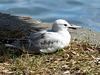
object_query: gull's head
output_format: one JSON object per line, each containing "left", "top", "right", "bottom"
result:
{"left": 52, "top": 19, "right": 76, "bottom": 32}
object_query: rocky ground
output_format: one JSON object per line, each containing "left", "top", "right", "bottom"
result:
{"left": 0, "top": 12, "right": 100, "bottom": 45}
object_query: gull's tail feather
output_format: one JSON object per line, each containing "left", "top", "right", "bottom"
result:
{"left": 5, "top": 44, "right": 15, "bottom": 47}
{"left": 0, "top": 39, "right": 16, "bottom": 44}
{"left": 0, "top": 39, "right": 16, "bottom": 47}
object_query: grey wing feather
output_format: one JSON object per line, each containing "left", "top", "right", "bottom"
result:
{"left": 12, "top": 30, "right": 61, "bottom": 53}
{"left": 29, "top": 31, "right": 61, "bottom": 52}
{"left": 29, "top": 30, "right": 47, "bottom": 40}
{"left": 12, "top": 30, "right": 47, "bottom": 53}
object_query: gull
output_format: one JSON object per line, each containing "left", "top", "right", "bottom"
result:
{"left": 2, "top": 19, "right": 79, "bottom": 53}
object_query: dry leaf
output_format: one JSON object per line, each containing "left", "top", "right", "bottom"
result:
{"left": 22, "top": 16, "right": 31, "bottom": 18}
{"left": 63, "top": 71, "right": 70, "bottom": 74}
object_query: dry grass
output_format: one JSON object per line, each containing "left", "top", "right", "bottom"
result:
{"left": 0, "top": 41, "right": 100, "bottom": 75}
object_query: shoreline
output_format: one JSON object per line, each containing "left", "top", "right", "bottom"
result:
{"left": 0, "top": 12, "right": 100, "bottom": 45}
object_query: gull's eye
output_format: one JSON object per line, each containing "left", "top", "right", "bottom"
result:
{"left": 64, "top": 24, "right": 67, "bottom": 26}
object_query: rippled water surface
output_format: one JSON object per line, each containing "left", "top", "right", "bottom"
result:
{"left": 0, "top": 0, "right": 100, "bottom": 31}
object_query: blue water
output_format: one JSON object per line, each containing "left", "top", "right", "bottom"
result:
{"left": 0, "top": 0, "right": 100, "bottom": 31}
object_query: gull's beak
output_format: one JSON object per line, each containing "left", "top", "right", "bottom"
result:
{"left": 68, "top": 25, "right": 81, "bottom": 29}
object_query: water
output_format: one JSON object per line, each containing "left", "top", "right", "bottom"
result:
{"left": 0, "top": 0, "right": 100, "bottom": 31}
